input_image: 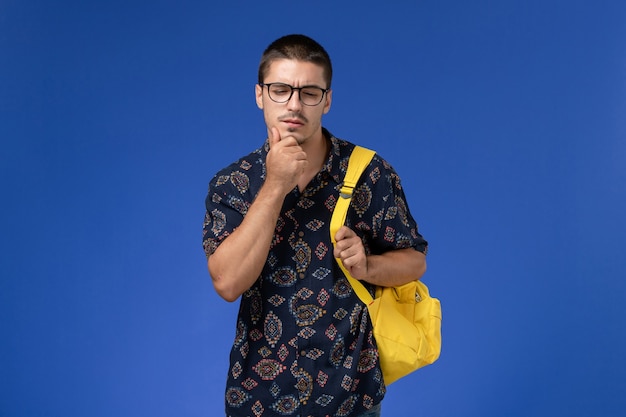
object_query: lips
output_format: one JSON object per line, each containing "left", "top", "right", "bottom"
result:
{"left": 282, "top": 118, "right": 304, "bottom": 128}
{"left": 279, "top": 113, "right": 308, "bottom": 127}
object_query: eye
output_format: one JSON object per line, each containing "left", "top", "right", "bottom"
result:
{"left": 302, "top": 88, "right": 322, "bottom": 98}
{"left": 270, "top": 84, "right": 291, "bottom": 96}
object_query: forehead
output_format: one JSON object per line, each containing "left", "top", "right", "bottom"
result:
{"left": 264, "top": 59, "right": 326, "bottom": 87}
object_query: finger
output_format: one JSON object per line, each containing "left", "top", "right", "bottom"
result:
{"left": 339, "top": 243, "right": 360, "bottom": 260}
{"left": 340, "top": 252, "right": 365, "bottom": 278}
{"left": 334, "top": 226, "right": 355, "bottom": 242}
{"left": 333, "top": 238, "right": 357, "bottom": 259}
{"left": 268, "top": 127, "right": 281, "bottom": 147}
{"left": 342, "top": 252, "right": 358, "bottom": 268}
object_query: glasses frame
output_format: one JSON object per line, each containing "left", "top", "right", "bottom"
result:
{"left": 259, "top": 82, "right": 330, "bottom": 106}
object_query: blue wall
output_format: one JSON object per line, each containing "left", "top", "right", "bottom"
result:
{"left": 2, "top": 1, "right": 625, "bottom": 416}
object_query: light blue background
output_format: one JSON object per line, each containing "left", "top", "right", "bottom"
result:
{"left": 2, "top": 1, "right": 625, "bottom": 416}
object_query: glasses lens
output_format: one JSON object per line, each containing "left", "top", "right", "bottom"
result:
{"left": 268, "top": 84, "right": 292, "bottom": 103}
{"left": 300, "top": 87, "right": 324, "bottom": 105}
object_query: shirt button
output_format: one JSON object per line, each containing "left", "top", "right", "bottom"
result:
{"left": 298, "top": 231, "right": 304, "bottom": 237}
{"left": 300, "top": 350, "right": 306, "bottom": 357}
{"left": 299, "top": 273, "right": 305, "bottom": 279}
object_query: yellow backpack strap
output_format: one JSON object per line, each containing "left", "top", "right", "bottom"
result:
{"left": 330, "top": 146, "right": 376, "bottom": 305}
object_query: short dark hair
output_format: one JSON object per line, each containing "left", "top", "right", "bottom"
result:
{"left": 258, "top": 34, "right": 333, "bottom": 88}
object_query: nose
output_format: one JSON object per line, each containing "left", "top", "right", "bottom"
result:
{"left": 286, "top": 88, "right": 303, "bottom": 111}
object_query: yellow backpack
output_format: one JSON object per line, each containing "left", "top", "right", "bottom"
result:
{"left": 330, "top": 146, "right": 442, "bottom": 385}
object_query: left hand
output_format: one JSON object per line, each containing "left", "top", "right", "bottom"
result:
{"left": 333, "top": 226, "right": 368, "bottom": 280}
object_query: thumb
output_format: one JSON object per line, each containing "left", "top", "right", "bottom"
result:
{"left": 268, "top": 127, "right": 281, "bottom": 147}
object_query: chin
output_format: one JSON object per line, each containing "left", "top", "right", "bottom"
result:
{"left": 284, "top": 129, "right": 306, "bottom": 144}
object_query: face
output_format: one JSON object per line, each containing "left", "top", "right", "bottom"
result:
{"left": 256, "top": 59, "right": 332, "bottom": 146}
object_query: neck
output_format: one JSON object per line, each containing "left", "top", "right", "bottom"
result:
{"left": 303, "top": 129, "right": 328, "bottom": 171}
{"left": 297, "top": 129, "right": 329, "bottom": 191}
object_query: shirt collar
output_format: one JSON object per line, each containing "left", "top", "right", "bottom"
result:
{"left": 321, "top": 128, "right": 343, "bottom": 185}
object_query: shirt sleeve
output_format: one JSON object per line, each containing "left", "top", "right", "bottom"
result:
{"left": 202, "top": 168, "right": 254, "bottom": 259}
{"left": 346, "top": 154, "right": 428, "bottom": 255}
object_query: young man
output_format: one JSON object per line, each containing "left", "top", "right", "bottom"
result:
{"left": 203, "top": 34, "right": 428, "bottom": 417}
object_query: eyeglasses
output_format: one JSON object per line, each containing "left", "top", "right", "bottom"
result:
{"left": 259, "top": 83, "right": 329, "bottom": 106}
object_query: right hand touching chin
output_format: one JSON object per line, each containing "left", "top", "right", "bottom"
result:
{"left": 265, "top": 127, "right": 308, "bottom": 195}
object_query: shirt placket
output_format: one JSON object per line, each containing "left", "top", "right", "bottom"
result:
{"left": 292, "top": 181, "right": 327, "bottom": 415}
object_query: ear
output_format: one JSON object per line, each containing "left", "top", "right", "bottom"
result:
{"left": 255, "top": 84, "right": 264, "bottom": 109}
{"left": 322, "top": 89, "right": 332, "bottom": 114}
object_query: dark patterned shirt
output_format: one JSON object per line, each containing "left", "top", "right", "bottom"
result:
{"left": 203, "top": 129, "right": 427, "bottom": 417}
